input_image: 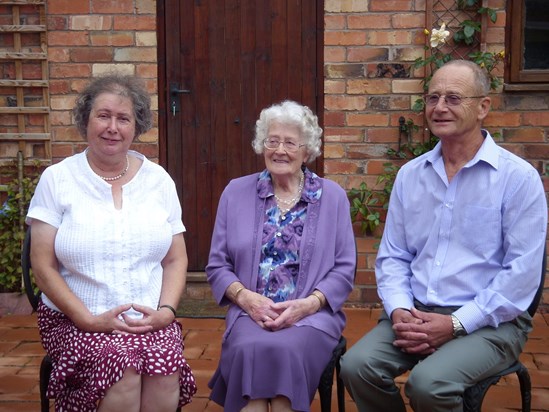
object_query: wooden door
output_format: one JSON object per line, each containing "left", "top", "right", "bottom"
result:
{"left": 158, "top": 0, "right": 324, "bottom": 271}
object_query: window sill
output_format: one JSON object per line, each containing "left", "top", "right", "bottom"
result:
{"left": 503, "top": 83, "right": 549, "bottom": 92}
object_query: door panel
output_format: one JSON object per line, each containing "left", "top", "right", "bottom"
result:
{"left": 158, "top": 0, "right": 323, "bottom": 270}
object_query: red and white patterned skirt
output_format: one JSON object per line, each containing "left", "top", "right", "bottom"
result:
{"left": 37, "top": 301, "right": 197, "bottom": 411}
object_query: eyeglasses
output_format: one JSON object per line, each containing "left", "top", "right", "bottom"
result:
{"left": 264, "top": 138, "right": 305, "bottom": 153}
{"left": 423, "top": 94, "right": 485, "bottom": 107}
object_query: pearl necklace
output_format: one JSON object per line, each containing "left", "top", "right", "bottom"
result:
{"left": 274, "top": 171, "right": 304, "bottom": 214}
{"left": 88, "top": 154, "right": 130, "bottom": 181}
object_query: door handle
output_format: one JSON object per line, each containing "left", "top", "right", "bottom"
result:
{"left": 169, "top": 83, "right": 191, "bottom": 115}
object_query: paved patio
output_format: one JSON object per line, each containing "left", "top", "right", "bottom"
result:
{"left": 0, "top": 307, "right": 548, "bottom": 411}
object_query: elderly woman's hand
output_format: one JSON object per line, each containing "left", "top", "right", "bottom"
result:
{"left": 236, "top": 289, "right": 280, "bottom": 328}
{"left": 263, "top": 296, "right": 318, "bottom": 331}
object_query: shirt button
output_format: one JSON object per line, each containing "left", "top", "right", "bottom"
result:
{"left": 435, "top": 261, "right": 441, "bottom": 266}
{"left": 276, "top": 232, "right": 281, "bottom": 237}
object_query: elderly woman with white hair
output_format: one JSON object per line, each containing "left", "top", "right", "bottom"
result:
{"left": 206, "top": 100, "right": 356, "bottom": 411}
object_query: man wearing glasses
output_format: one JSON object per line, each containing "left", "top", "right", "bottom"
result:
{"left": 340, "top": 59, "right": 547, "bottom": 411}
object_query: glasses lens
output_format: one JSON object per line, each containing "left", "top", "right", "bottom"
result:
{"left": 284, "top": 141, "right": 298, "bottom": 152}
{"left": 445, "top": 95, "right": 462, "bottom": 106}
{"left": 424, "top": 94, "right": 439, "bottom": 105}
{"left": 264, "top": 139, "right": 279, "bottom": 149}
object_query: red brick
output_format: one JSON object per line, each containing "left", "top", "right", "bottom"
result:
{"left": 325, "top": 95, "right": 367, "bottom": 111}
{"left": 324, "top": 111, "right": 346, "bottom": 127}
{"left": 370, "top": 0, "right": 413, "bottom": 12}
{"left": 91, "top": 0, "right": 134, "bottom": 13}
{"left": 324, "top": 46, "right": 346, "bottom": 63}
{"left": 323, "top": 127, "right": 364, "bottom": 142}
{"left": 46, "top": 16, "right": 68, "bottom": 30}
{"left": 48, "top": 31, "right": 89, "bottom": 46}
{"left": 503, "top": 128, "right": 545, "bottom": 142}
{"left": 90, "top": 32, "right": 135, "bottom": 46}
{"left": 47, "top": 0, "right": 90, "bottom": 14}
{"left": 347, "top": 47, "right": 389, "bottom": 63}
{"left": 392, "top": 14, "right": 425, "bottom": 29}
{"left": 70, "top": 47, "right": 113, "bottom": 63}
{"left": 324, "top": 159, "right": 362, "bottom": 175}
{"left": 113, "top": 16, "right": 156, "bottom": 31}
{"left": 523, "top": 112, "right": 549, "bottom": 127}
{"left": 347, "top": 113, "right": 390, "bottom": 127}
{"left": 324, "top": 15, "right": 346, "bottom": 30}
{"left": 49, "top": 63, "right": 92, "bottom": 79}
{"left": 348, "top": 14, "right": 392, "bottom": 29}
{"left": 324, "top": 31, "right": 367, "bottom": 46}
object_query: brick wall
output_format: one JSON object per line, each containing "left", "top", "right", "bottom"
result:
{"left": 46, "top": 0, "right": 159, "bottom": 163}
{"left": 43, "top": 0, "right": 548, "bottom": 307}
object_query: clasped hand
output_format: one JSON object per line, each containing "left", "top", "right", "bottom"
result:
{"left": 391, "top": 308, "right": 454, "bottom": 355}
{"left": 76, "top": 303, "right": 174, "bottom": 334}
{"left": 241, "top": 291, "right": 314, "bottom": 331}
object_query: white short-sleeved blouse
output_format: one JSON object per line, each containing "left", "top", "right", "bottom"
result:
{"left": 26, "top": 150, "right": 185, "bottom": 318}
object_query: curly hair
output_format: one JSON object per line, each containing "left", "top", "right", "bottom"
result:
{"left": 73, "top": 74, "right": 153, "bottom": 139}
{"left": 252, "top": 100, "right": 323, "bottom": 163}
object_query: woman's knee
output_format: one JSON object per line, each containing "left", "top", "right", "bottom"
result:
{"left": 109, "top": 367, "right": 142, "bottom": 395}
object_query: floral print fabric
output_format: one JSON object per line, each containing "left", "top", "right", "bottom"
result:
{"left": 256, "top": 168, "right": 322, "bottom": 302}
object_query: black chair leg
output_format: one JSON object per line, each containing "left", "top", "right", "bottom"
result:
{"left": 516, "top": 364, "right": 532, "bottom": 412}
{"left": 40, "top": 354, "right": 52, "bottom": 412}
{"left": 335, "top": 357, "right": 346, "bottom": 412}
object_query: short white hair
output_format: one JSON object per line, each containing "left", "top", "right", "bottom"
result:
{"left": 252, "top": 100, "right": 323, "bottom": 163}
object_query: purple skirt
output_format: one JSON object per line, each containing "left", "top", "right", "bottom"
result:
{"left": 209, "top": 315, "right": 337, "bottom": 411}
{"left": 37, "top": 301, "right": 197, "bottom": 411}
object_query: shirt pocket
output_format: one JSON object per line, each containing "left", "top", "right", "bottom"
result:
{"left": 460, "top": 205, "right": 501, "bottom": 254}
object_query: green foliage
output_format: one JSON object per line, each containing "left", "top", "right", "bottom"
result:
{"left": 0, "top": 162, "right": 41, "bottom": 292}
{"left": 348, "top": 182, "right": 382, "bottom": 235}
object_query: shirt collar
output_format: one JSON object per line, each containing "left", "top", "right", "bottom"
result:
{"left": 425, "top": 130, "right": 499, "bottom": 170}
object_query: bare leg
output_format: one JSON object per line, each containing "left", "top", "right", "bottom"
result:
{"left": 241, "top": 399, "right": 269, "bottom": 412}
{"left": 98, "top": 367, "right": 141, "bottom": 412}
{"left": 271, "top": 396, "right": 295, "bottom": 412}
{"left": 141, "top": 371, "right": 180, "bottom": 412}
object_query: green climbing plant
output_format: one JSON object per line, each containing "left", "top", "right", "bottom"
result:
{"left": 0, "top": 161, "right": 42, "bottom": 292}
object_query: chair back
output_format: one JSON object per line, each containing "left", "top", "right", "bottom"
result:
{"left": 527, "top": 244, "right": 547, "bottom": 317}
{"left": 21, "top": 226, "right": 40, "bottom": 312}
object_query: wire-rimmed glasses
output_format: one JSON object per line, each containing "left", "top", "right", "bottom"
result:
{"left": 423, "top": 94, "right": 485, "bottom": 107}
{"left": 263, "top": 138, "right": 305, "bottom": 153}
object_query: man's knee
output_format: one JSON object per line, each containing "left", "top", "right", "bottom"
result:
{"left": 340, "top": 345, "right": 382, "bottom": 386}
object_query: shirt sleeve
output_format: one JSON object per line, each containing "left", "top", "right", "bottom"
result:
{"left": 26, "top": 166, "right": 63, "bottom": 228}
{"left": 455, "top": 168, "right": 547, "bottom": 332}
{"left": 375, "top": 170, "right": 416, "bottom": 317}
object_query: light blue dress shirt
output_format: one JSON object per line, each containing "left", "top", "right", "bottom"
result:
{"left": 376, "top": 131, "right": 547, "bottom": 333}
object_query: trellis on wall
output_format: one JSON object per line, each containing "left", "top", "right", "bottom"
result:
{"left": 425, "top": 0, "right": 486, "bottom": 73}
{"left": 0, "top": 0, "right": 50, "bottom": 167}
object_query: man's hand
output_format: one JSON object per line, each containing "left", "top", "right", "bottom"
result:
{"left": 392, "top": 308, "right": 454, "bottom": 355}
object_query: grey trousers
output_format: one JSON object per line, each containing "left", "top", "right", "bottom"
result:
{"left": 339, "top": 305, "right": 531, "bottom": 412}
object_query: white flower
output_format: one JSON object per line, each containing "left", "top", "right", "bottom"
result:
{"left": 430, "top": 23, "right": 450, "bottom": 48}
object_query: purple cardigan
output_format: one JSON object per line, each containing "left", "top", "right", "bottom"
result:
{"left": 206, "top": 171, "right": 356, "bottom": 341}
